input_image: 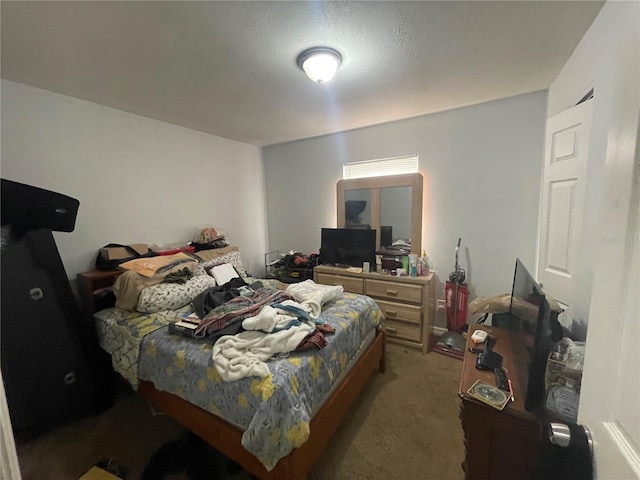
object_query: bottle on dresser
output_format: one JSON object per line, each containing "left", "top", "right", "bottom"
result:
{"left": 421, "top": 250, "right": 429, "bottom": 275}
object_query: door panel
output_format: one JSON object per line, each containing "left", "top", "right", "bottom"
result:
{"left": 538, "top": 101, "right": 591, "bottom": 324}
{"left": 545, "top": 178, "right": 577, "bottom": 275}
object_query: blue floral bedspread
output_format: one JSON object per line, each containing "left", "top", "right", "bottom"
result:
{"left": 96, "top": 292, "right": 383, "bottom": 471}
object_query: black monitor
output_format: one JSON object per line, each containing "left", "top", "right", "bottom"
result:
{"left": 507, "top": 259, "right": 559, "bottom": 412}
{"left": 380, "top": 226, "right": 392, "bottom": 248}
{"left": 320, "top": 228, "right": 376, "bottom": 268}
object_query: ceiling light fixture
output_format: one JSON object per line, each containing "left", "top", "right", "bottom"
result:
{"left": 296, "top": 47, "right": 342, "bottom": 84}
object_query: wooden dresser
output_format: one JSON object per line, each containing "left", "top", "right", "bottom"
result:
{"left": 314, "top": 265, "right": 434, "bottom": 353}
{"left": 459, "top": 324, "right": 542, "bottom": 480}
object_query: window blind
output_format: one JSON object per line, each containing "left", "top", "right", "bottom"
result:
{"left": 343, "top": 155, "right": 419, "bottom": 179}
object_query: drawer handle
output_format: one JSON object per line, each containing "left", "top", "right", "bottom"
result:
{"left": 333, "top": 282, "right": 343, "bottom": 286}
{"left": 386, "top": 289, "right": 398, "bottom": 296}
{"left": 386, "top": 326, "right": 397, "bottom": 334}
{"left": 385, "top": 309, "right": 397, "bottom": 317}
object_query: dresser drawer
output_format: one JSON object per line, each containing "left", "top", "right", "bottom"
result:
{"left": 376, "top": 299, "right": 421, "bottom": 326}
{"left": 365, "top": 279, "right": 422, "bottom": 303}
{"left": 384, "top": 318, "right": 422, "bottom": 342}
{"left": 315, "top": 273, "right": 364, "bottom": 294}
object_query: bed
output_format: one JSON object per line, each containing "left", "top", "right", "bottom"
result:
{"left": 78, "top": 247, "right": 386, "bottom": 479}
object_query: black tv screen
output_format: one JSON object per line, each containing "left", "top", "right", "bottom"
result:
{"left": 509, "top": 259, "right": 557, "bottom": 412}
{"left": 380, "top": 226, "right": 393, "bottom": 248}
{"left": 320, "top": 228, "right": 376, "bottom": 268}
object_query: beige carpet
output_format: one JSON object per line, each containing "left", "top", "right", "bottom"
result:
{"left": 16, "top": 344, "right": 465, "bottom": 480}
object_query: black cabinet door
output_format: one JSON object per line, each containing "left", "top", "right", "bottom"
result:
{"left": 1, "top": 230, "right": 94, "bottom": 441}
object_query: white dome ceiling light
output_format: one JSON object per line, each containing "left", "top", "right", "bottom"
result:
{"left": 296, "top": 47, "right": 342, "bottom": 84}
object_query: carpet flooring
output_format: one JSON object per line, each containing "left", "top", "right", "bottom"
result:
{"left": 16, "top": 344, "right": 465, "bottom": 480}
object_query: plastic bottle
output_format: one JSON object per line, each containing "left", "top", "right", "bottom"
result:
{"left": 409, "top": 254, "right": 418, "bottom": 277}
{"left": 421, "top": 250, "right": 429, "bottom": 275}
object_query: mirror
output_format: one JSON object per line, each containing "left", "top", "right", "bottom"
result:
{"left": 337, "top": 173, "right": 423, "bottom": 254}
{"left": 380, "top": 186, "right": 412, "bottom": 245}
{"left": 344, "top": 189, "right": 372, "bottom": 228}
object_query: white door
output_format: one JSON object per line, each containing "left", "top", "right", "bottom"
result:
{"left": 579, "top": 113, "right": 640, "bottom": 479}
{"left": 537, "top": 100, "right": 592, "bottom": 328}
{"left": 539, "top": 8, "right": 639, "bottom": 474}
{"left": 576, "top": 20, "right": 640, "bottom": 478}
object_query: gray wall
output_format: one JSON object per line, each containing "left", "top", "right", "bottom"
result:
{"left": 263, "top": 91, "right": 547, "bottom": 327}
{"left": 1, "top": 80, "right": 268, "bottom": 279}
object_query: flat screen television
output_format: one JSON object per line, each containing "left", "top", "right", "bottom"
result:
{"left": 496, "top": 259, "right": 562, "bottom": 412}
{"left": 380, "top": 226, "right": 393, "bottom": 248}
{"left": 320, "top": 228, "right": 376, "bottom": 268}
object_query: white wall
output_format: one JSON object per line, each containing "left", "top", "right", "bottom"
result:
{"left": 1, "top": 80, "right": 268, "bottom": 280}
{"left": 263, "top": 92, "right": 547, "bottom": 327}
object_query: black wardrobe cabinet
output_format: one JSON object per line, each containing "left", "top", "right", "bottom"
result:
{"left": 1, "top": 179, "right": 113, "bottom": 442}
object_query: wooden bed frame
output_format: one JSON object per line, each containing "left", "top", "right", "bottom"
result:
{"left": 77, "top": 268, "right": 386, "bottom": 480}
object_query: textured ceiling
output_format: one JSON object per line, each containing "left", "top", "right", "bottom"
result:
{"left": 1, "top": 1, "right": 604, "bottom": 147}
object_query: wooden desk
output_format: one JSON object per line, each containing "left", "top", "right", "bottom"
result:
{"left": 459, "top": 324, "right": 542, "bottom": 480}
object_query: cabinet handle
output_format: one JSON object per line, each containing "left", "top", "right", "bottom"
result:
{"left": 385, "top": 309, "right": 397, "bottom": 317}
{"left": 386, "top": 289, "right": 398, "bottom": 296}
{"left": 386, "top": 327, "right": 397, "bottom": 334}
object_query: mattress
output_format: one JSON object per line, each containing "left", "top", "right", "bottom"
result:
{"left": 95, "top": 290, "right": 383, "bottom": 470}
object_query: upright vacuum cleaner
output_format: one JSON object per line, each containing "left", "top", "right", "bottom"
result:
{"left": 433, "top": 237, "right": 468, "bottom": 360}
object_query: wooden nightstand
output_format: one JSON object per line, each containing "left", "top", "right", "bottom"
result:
{"left": 76, "top": 269, "right": 124, "bottom": 316}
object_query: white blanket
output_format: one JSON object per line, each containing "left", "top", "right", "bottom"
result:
{"left": 285, "top": 280, "right": 343, "bottom": 306}
{"left": 241, "top": 304, "right": 298, "bottom": 332}
{"left": 212, "top": 323, "right": 314, "bottom": 381}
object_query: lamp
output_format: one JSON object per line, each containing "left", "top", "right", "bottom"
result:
{"left": 296, "top": 47, "right": 342, "bottom": 84}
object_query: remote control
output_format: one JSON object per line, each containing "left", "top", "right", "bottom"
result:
{"left": 494, "top": 368, "right": 510, "bottom": 391}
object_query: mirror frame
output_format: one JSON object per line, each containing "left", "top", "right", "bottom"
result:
{"left": 337, "top": 173, "right": 423, "bottom": 254}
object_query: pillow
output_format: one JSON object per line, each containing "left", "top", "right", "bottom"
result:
{"left": 195, "top": 245, "right": 238, "bottom": 263}
{"left": 137, "top": 267, "right": 217, "bottom": 313}
{"left": 202, "top": 250, "right": 247, "bottom": 278}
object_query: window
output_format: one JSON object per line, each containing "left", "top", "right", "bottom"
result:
{"left": 342, "top": 155, "right": 419, "bottom": 179}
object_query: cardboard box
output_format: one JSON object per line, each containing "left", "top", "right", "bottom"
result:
{"left": 100, "top": 243, "right": 148, "bottom": 260}
{"left": 78, "top": 465, "right": 123, "bottom": 480}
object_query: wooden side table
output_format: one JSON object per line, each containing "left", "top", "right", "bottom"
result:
{"left": 76, "top": 269, "right": 124, "bottom": 315}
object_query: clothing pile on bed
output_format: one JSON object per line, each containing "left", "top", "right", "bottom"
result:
{"left": 109, "top": 243, "right": 345, "bottom": 381}
{"left": 208, "top": 281, "right": 343, "bottom": 381}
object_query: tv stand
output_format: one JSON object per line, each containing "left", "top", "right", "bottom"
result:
{"left": 459, "top": 325, "right": 542, "bottom": 479}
